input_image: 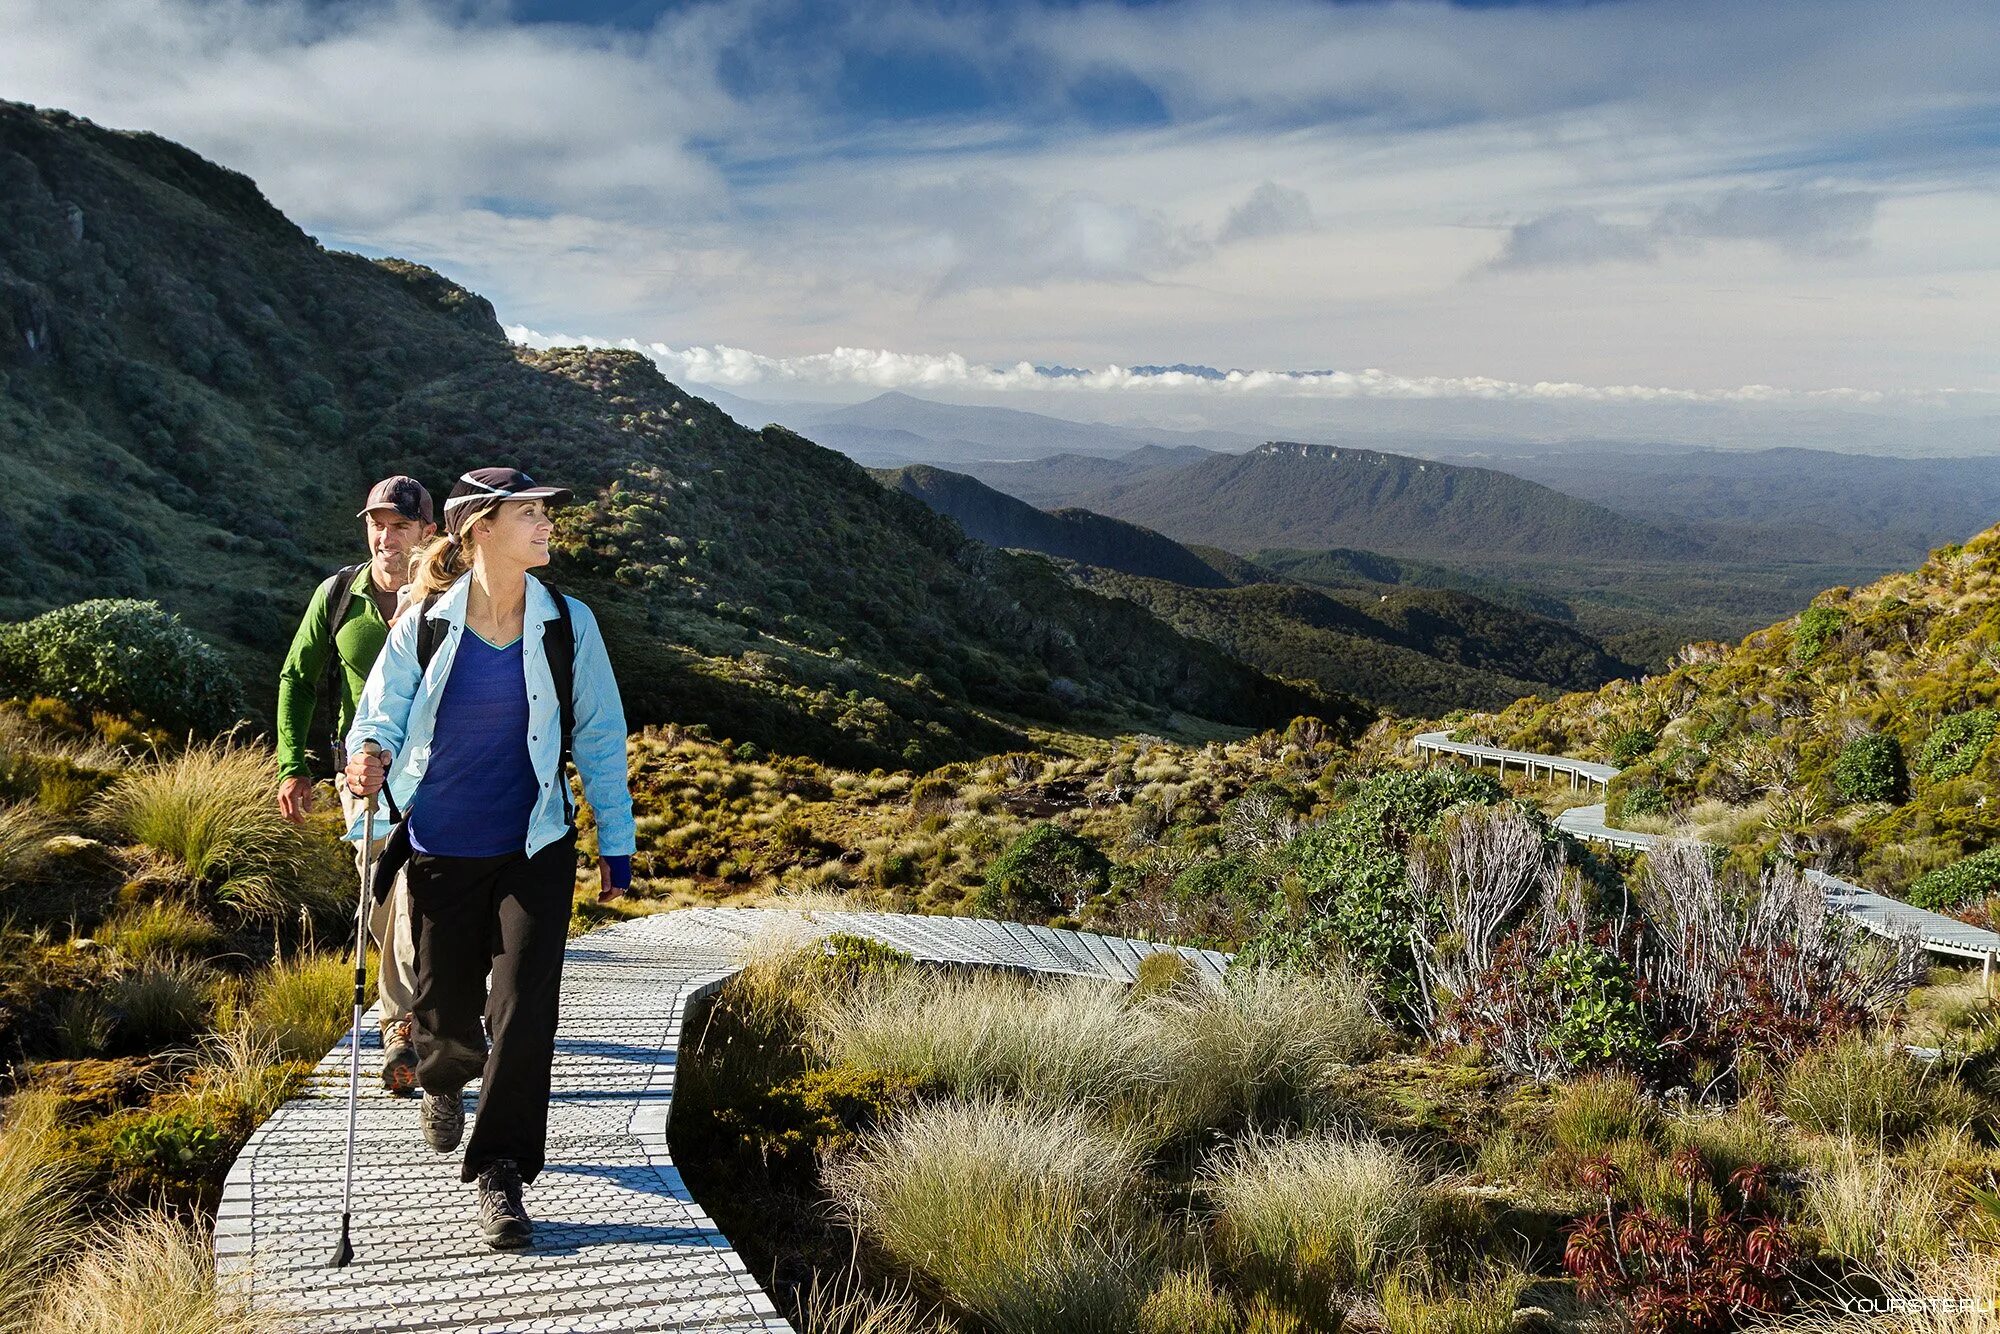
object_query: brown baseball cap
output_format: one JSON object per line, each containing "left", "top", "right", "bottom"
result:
{"left": 357, "top": 476, "right": 435, "bottom": 524}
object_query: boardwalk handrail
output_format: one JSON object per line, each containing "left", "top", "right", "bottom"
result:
{"left": 1412, "top": 731, "right": 2000, "bottom": 970}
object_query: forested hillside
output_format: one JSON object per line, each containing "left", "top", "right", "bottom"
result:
{"left": 0, "top": 101, "right": 1335, "bottom": 768}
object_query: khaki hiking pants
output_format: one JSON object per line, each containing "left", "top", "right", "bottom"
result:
{"left": 339, "top": 784, "right": 418, "bottom": 1025}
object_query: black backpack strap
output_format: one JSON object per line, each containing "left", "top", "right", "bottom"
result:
{"left": 319, "top": 563, "right": 367, "bottom": 761}
{"left": 541, "top": 586, "right": 578, "bottom": 823}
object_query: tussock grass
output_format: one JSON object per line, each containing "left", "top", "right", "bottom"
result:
{"left": 1547, "top": 1073, "right": 1655, "bottom": 1155}
{"left": 818, "top": 970, "right": 1167, "bottom": 1110}
{"left": 1379, "top": 1265, "right": 1528, "bottom": 1334}
{"left": 93, "top": 740, "right": 343, "bottom": 919}
{"left": 0, "top": 1090, "right": 82, "bottom": 1332}
{"left": 26, "top": 1211, "right": 268, "bottom": 1334}
{"left": 0, "top": 803, "right": 57, "bottom": 891}
{"left": 241, "top": 952, "right": 352, "bottom": 1063}
{"left": 796, "top": 1271, "right": 956, "bottom": 1334}
{"left": 1780, "top": 1035, "right": 1978, "bottom": 1144}
{"left": 189, "top": 1027, "right": 307, "bottom": 1124}
{"left": 1801, "top": 1136, "right": 1954, "bottom": 1272}
{"left": 109, "top": 957, "right": 217, "bottom": 1049}
{"left": 1205, "top": 1130, "right": 1426, "bottom": 1298}
{"left": 824, "top": 1097, "right": 1155, "bottom": 1334}
{"left": 1137, "top": 1268, "right": 1239, "bottom": 1334}
{"left": 105, "top": 899, "right": 226, "bottom": 962}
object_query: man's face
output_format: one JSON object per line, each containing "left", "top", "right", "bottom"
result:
{"left": 364, "top": 510, "right": 435, "bottom": 582}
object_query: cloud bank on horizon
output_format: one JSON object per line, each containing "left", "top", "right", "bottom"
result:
{"left": 5, "top": 0, "right": 1998, "bottom": 399}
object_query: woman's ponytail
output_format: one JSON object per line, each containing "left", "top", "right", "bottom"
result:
{"left": 402, "top": 531, "right": 468, "bottom": 613}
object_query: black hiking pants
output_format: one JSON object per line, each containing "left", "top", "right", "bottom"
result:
{"left": 406, "top": 830, "right": 575, "bottom": 1183}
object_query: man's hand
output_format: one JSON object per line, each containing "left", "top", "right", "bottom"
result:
{"left": 597, "top": 858, "right": 626, "bottom": 903}
{"left": 277, "top": 776, "right": 315, "bottom": 825}
{"left": 344, "top": 746, "right": 388, "bottom": 799}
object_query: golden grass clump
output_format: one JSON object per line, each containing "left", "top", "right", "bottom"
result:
{"left": 240, "top": 951, "right": 354, "bottom": 1063}
{"left": 0, "top": 1089, "right": 82, "bottom": 1331}
{"left": 0, "top": 802, "right": 58, "bottom": 891}
{"left": 26, "top": 1211, "right": 269, "bottom": 1334}
{"left": 1800, "top": 1136, "right": 1956, "bottom": 1273}
{"left": 824, "top": 1097, "right": 1155, "bottom": 1334}
{"left": 1546, "top": 1073, "right": 1656, "bottom": 1156}
{"left": 1204, "top": 1130, "right": 1426, "bottom": 1299}
{"left": 104, "top": 899, "right": 227, "bottom": 963}
{"left": 93, "top": 739, "right": 345, "bottom": 919}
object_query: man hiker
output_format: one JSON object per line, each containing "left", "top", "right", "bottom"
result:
{"left": 276, "top": 475, "right": 437, "bottom": 1094}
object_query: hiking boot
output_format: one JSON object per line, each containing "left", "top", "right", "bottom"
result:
{"left": 379, "top": 1016, "right": 417, "bottom": 1096}
{"left": 475, "top": 1159, "right": 532, "bottom": 1250}
{"left": 419, "top": 1088, "right": 463, "bottom": 1153}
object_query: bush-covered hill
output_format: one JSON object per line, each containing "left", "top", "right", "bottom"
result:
{"left": 871, "top": 464, "right": 1233, "bottom": 587}
{"left": 1072, "top": 568, "right": 1635, "bottom": 716}
{"left": 1445, "top": 524, "right": 2000, "bottom": 902}
{"left": 0, "top": 101, "right": 1338, "bottom": 768}
{"left": 1069, "top": 441, "right": 1700, "bottom": 562}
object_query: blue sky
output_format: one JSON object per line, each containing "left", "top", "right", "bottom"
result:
{"left": 6, "top": 0, "right": 2000, "bottom": 417}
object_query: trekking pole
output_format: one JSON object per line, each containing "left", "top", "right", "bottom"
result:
{"left": 328, "top": 741, "right": 380, "bottom": 1269}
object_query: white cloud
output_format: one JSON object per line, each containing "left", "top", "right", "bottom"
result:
{"left": 1219, "top": 182, "right": 1316, "bottom": 243}
{"left": 507, "top": 324, "right": 1986, "bottom": 409}
{"left": 1487, "top": 186, "right": 1883, "bottom": 270}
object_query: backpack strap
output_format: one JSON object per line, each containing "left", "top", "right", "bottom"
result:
{"left": 318, "top": 563, "right": 368, "bottom": 761}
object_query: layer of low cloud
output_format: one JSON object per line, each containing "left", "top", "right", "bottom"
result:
{"left": 509, "top": 324, "right": 1976, "bottom": 408}
{"left": 1219, "top": 182, "right": 1317, "bottom": 243}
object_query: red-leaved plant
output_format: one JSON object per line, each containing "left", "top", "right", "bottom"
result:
{"left": 1562, "top": 1153, "right": 1794, "bottom": 1333}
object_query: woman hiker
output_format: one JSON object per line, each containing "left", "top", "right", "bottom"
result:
{"left": 342, "top": 466, "right": 635, "bottom": 1250}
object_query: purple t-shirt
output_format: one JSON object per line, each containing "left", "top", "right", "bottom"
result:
{"left": 409, "top": 631, "right": 539, "bottom": 858}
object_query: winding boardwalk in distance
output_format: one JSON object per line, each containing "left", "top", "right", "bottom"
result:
{"left": 1411, "top": 730, "right": 2000, "bottom": 971}
{"left": 216, "top": 908, "right": 1226, "bottom": 1333}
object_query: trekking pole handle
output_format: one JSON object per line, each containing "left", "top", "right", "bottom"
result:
{"left": 361, "top": 739, "right": 382, "bottom": 816}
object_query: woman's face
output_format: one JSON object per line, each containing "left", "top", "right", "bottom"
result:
{"left": 471, "top": 498, "right": 553, "bottom": 571}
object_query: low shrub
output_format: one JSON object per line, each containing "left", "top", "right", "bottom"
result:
{"left": 1791, "top": 605, "right": 1846, "bottom": 663}
{"left": 94, "top": 740, "right": 346, "bottom": 919}
{"left": 825, "top": 1098, "right": 1155, "bottom": 1334}
{"left": 1607, "top": 728, "right": 1658, "bottom": 768}
{"left": 1917, "top": 709, "right": 1996, "bottom": 783}
{"left": 0, "top": 600, "right": 245, "bottom": 738}
{"left": 974, "top": 823, "right": 1110, "bottom": 920}
{"left": 1908, "top": 847, "right": 2000, "bottom": 913}
{"left": 1831, "top": 733, "right": 1906, "bottom": 805}
{"left": 710, "top": 1065, "right": 916, "bottom": 1176}
{"left": 1205, "top": 1130, "right": 1425, "bottom": 1305}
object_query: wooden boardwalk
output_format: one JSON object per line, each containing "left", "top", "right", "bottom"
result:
{"left": 1412, "top": 730, "right": 2000, "bottom": 968}
{"left": 215, "top": 908, "right": 1226, "bottom": 1332}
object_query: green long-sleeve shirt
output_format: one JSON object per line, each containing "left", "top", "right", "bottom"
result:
{"left": 275, "top": 566, "right": 392, "bottom": 780}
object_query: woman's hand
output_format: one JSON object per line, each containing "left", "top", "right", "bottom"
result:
{"left": 344, "top": 746, "right": 389, "bottom": 798}
{"left": 597, "top": 854, "right": 630, "bottom": 902}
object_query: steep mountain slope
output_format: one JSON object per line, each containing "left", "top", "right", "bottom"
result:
{"left": 0, "top": 101, "right": 1336, "bottom": 767}
{"left": 1448, "top": 526, "right": 2000, "bottom": 895}
{"left": 878, "top": 463, "right": 1637, "bottom": 715}
{"left": 873, "top": 464, "right": 1233, "bottom": 587}
{"left": 1072, "top": 441, "right": 1699, "bottom": 561}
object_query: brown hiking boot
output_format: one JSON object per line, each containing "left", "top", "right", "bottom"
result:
{"left": 380, "top": 1016, "right": 418, "bottom": 1096}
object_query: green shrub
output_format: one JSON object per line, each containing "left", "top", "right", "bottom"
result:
{"left": 1131, "top": 950, "right": 1199, "bottom": 1002}
{"left": 1168, "top": 855, "right": 1269, "bottom": 916}
{"left": 1907, "top": 846, "right": 2000, "bottom": 912}
{"left": 94, "top": 739, "right": 345, "bottom": 919}
{"left": 976, "top": 822, "right": 1110, "bottom": 919}
{"left": 709, "top": 1064, "right": 915, "bottom": 1171}
{"left": 1205, "top": 1131, "right": 1424, "bottom": 1304}
{"left": 1607, "top": 728, "right": 1657, "bottom": 768}
{"left": 241, "top": 952, "right": 352, "bottom": 1063}
{"left": 1791, "top": 605, "right": 1847, "bottom": 663}
{"left": 825, "top": 1098, "right": 1155, "bottom": 1334}
{"left": 1831, "top": 733, "right": 1906, "bottom": 804}
{"left": 1609, "top": 779, "right": 1669, "bottom": 821}
{"left": 1540, "top": 945, "right": 1658, "bottom": 1070}
{"left": 1138, "top": 1269, "right": 1240, "bottom": 1334}
{"left": 1917, "top": 709, "right": 1997, "bottom": 782}
{"left": 0, "top": 601, "right": 244, "bottom": 737}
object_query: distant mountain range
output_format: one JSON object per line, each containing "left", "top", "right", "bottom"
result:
{"left": 874, "top": 462, "right": 1638, "bottom": 713}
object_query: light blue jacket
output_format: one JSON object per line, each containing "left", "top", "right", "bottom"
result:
{"left": 344, "top": 572, "right": 636, "bottom": 859}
